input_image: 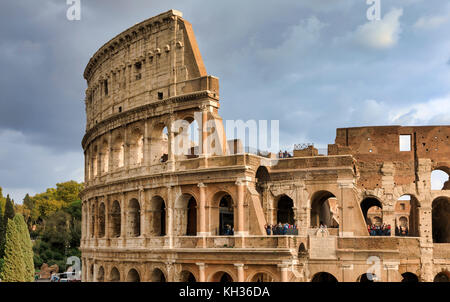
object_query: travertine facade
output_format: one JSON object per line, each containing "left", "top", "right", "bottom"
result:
{"left": 80, "top": 10, "right": 450, "bottom": 282}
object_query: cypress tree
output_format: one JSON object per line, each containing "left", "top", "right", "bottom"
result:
{"left": 4, "top": 195, "right": 15, "bottom": 221}
{"left": 0, "top": 195, "right": 14, "bottom": 258}
{"left": 0, "top": 208, "right": 4, "bottom": 260}
{"left": 0, "top": 218, "right": 26, "bottom": 282}
{"left": 14, "top": 214, "right": 35, "bottom": 282}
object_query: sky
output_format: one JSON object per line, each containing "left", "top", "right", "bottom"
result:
{"left": 0, "top": 0, "right": 449, "bottom": 202}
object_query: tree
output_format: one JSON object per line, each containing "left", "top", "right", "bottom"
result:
{"left": 0, "top": 195, "right": 15, "bottom": 258}
{"left": 14, "top": 214, "right": 35, "bottom": 281}
{"left": 0, "top": 208, "right": 4, "bottom": 260}
{"left": 0, "top": 218, "right": 26, "bottom": 282}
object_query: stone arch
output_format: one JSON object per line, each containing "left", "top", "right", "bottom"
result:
{"left": 357, "top": 273, "right": 375, "bottom": 282}
{"left": 248, "top": 272, "right": 275, "bottom": 282}
{"left": 310, "top": 191, "right": 338, "bottom": 228}
{"left": 401, "top": 272, "right": 419, "bottom": 282}
{"left": 90, "top": 203, "right": 96, "bottom": 238}
{"left": 110, "top": 267, "right": 120, "bottom": 282}
{"left": 110, "top": 200, "right": 121, "bottom": 238}
{"left": 396, "top": 194, "right": 420, "bottom": 237}
{"left": 255, "top": 166, "right": 270, "bottom": 194}
{"left": 89, "top": 264, "right": 94, "bottom": 281}
{"left": 431, "top": 167, "right": 450, "bottom": 190}
{"left": 100, "top": 139, "right": 109, "bottom": 174}
{"left": 149, "top": 196, "right": 166, "bottom": 236}
{"left": 432, "top": 197, "right": 450, "bottom": 243}
{"left": 179, "top": 270, "right": 197, "bottom": 282}
{"left": 92, "top": 145, "right": 98, "bottom": 177}
{"left": 150, "top": 122, "right": 169, "bottom": 164}
{"left": 129, "top": 127, "right": 144, "bottom": 166}
{"left": 150, "top": 268, "right": 167, "bottom": 282}
{"left": 360, "top": 197, "right": 383, "bottom": 225}
{"left": 434, "top": 271, "right": 450, "bottom": 282}
{"left": 97, "top": 266, "right": 105, "bottom": 282}
{"left": 112, "top": 133, "right": 125, "bottom": 169}
{"left": 298, "top": 242, "right": 307, "bottom": 257}
{"left": 275, "top": 195, "right": 295, "bottom": 225}
{"left": 126, "top": 268, "right": 141, "bottom": 282}
{"left": 174, "top": 194, "right": 197, "bottom": 236}
{"left": 127, "top": 198, "right": 141, "bottom": 237}
{"left": 212, "top": 191, "right": 234, "bottom": 235}
{"left": 311, "top": 272, "right": 338, "bottom": 282}
{"left": 98, "top": 202, "right": 106, "bottom": 238}
{"left": 173, "top": 116, "right": 200, "bottom": 159}
{"left": 209, "top": 271, "right": 235, "bottom": 282}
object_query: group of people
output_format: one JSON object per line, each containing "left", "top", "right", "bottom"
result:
{"left": 222, "top": 224, "right": 234, "bottom": 235}
{"left": 278, "top": 150, "right": 293, "bottom": 159}
{"left": 395, "top": 225, "right": 409, "bottom": 236}
{"left": 265, "top": 223, "right": 299, "bottom": 235}
{"left": 367, "top": 223, "right": 392, "bottom": 236}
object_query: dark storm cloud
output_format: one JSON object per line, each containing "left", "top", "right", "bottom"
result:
{"left": 0, "top": 0, "right": 449, "bottom": 202}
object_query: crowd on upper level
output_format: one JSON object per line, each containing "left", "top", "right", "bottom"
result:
{"left": 265, "top": 223, "right": 299, "bottom": 235}
{"left": 367, "top": 223, "right": 391, "bottom": 236}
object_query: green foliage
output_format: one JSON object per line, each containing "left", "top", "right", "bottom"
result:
{"left": 0, "top": 207, "right": 4, "bottom": 259}
{"left": 14, "top": 214, "right": 35, "bottom": 282}
{"left": 55, "top": 181, "right": 84, "bottom": 204}
{"left": 0, "top": 218, "right": 26, "bottom": 282}
{"left": 4, "top": 195, "right": 15, "bottom": 221}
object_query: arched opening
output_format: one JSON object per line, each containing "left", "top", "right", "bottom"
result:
{"left": 431, "top": 168, "right": 450, "bottom": 190}
{"left": 126, "top": 269, "right": 140, "bottom": 282}
{"left": 92, "top": 146, "right": 98, "bottom": 178}
{"left": 251, "top": 272, "right": 274, "bottom": 282}
{"left": 97, "top": 266, "right": 105, "bottom": 282}
{"left": 90, "top": 204, "right": 95, "bottom": 238}
{"left": 432, "top": 197, "right": 450, "bottom": 243}
{"left": 151, "top": 123, "right": 169, "bottom": 164}
{"left": 100, "top": 140, "right": 109, "bottom": 174}
{"left": 395, "top": 195, "right": 420, "bottom": 237}
{"left": 151, "top": 268, "right": 166, "bottom": 282}
{"left": 401, "top": 272, "right": 419, "bottom": 282}
{"left": 112, "top": 134, "right": 125, "bottom": 169}
{"left": 174, "top": 194, "right": 197, "bottom": 236}
{"left": 173, "top": 117, "right": 200, "bottom": 159}
{"left": 358, "top": 273, "right": 375, "bottom": 282}
{"left": 129, "top": 127, "right": 144, "bottom": 166}
{"left": 210, "top": 271, "right": 233, "bottom": 282}
{"left": 110, "top": 267, "right": 120, "bottom": 282}
{"left": 298, "top": 243, "right": 307, "bottom": 257}
{"left": 311, "top": 272, "right": 338, "bottom": 283}
{"left": 180, "top": 271, "right": 196, "bottom": 282}
{"left": 98, "top": 203, "right": 106, "bottom": 238}
{"left": 89, "top": 264, "right": 94, "bottom": 282}
{"left": 218, "top": 194, "right": 234, "bottom": 235}
{"left": 149, "top": 196, "right": 166, "bottom": 236}
{"left": 310, "top": 191, "right": 339, "bottom": 228}
{"left": 434, "top": 271, "right": 450, "bottom": 282}
{"left": 276, "top": 195, "right": 295, "bottom": 225}
{"left": 255, "top": 166, "right": 270, "bottom": 194}
{"left": 110, "top": 200, "right": 121, "bottom": 238}
{"left": 360, "top": 197, "right": 383, "bottom": 225}
{"left": 127, "top": 199, "right": 141, "bottom": 237}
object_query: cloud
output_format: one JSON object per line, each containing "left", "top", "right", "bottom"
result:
{"left": 352, "top": 8, "right": 404, "bottom": 49}
{"left": 414, "top": 14, "right": 450, "bottom": 30}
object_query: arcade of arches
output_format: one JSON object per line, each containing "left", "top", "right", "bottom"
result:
{"left": 81, "top": 10, "right": 450, "bottom": 284}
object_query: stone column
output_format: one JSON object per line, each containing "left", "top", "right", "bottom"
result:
{"left": 196, "top": 263, "right": 206, "bottom": 282}
{"left": 234, "top": 264, "right": 245, "bottom": 282}
{"left": 120, "top": 194, "right": 127, "bottom": 238}
{"left": 278, "top": 264, "right": 289, "bottom": 282}
{"left": 139, "top": 187, "right": 145, "bottom": 237}
{"left": 235, "top": 180, "right": 246, "bottom": 236}
{"left": 201, "top": 105, "right": 208, "bottom": 156}
{"left": 143, "top": 119, "right": 150, "bottom": 167}
{"left": 167, "top": 186, "right": 174, "bottom": 248}
{"left": 123, "top": 126, "right": 129, "bottom": 170}
{"left": 197, "top": 183, "right": 208, "bottom": 236}
{"left": 104, "top": 196, "right": 110, "bottom": 239}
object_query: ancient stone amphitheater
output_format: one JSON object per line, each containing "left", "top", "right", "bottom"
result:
{"left": 80, "top": 10, "right": 450, "bottom": 282}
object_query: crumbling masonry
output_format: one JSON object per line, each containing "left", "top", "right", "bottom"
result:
{"left": 80, "top": 10, "right": 450, "bottom": 282}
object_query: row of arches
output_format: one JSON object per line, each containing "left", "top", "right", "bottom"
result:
{"left": 311, "top": 271, "right": 449, "bottom": 282}
{"left": 85, "top": 192, "right": 239, "bottom": 238}
{"left": 86, "top": 119, "right": 201, "bottom": 180}
{"left": 89, "top": 265, "right": 275, "bottom": 282}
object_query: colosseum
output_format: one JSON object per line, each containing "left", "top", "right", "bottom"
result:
{"left": 80, "top": 10, "right": 450, "bottom": 283}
